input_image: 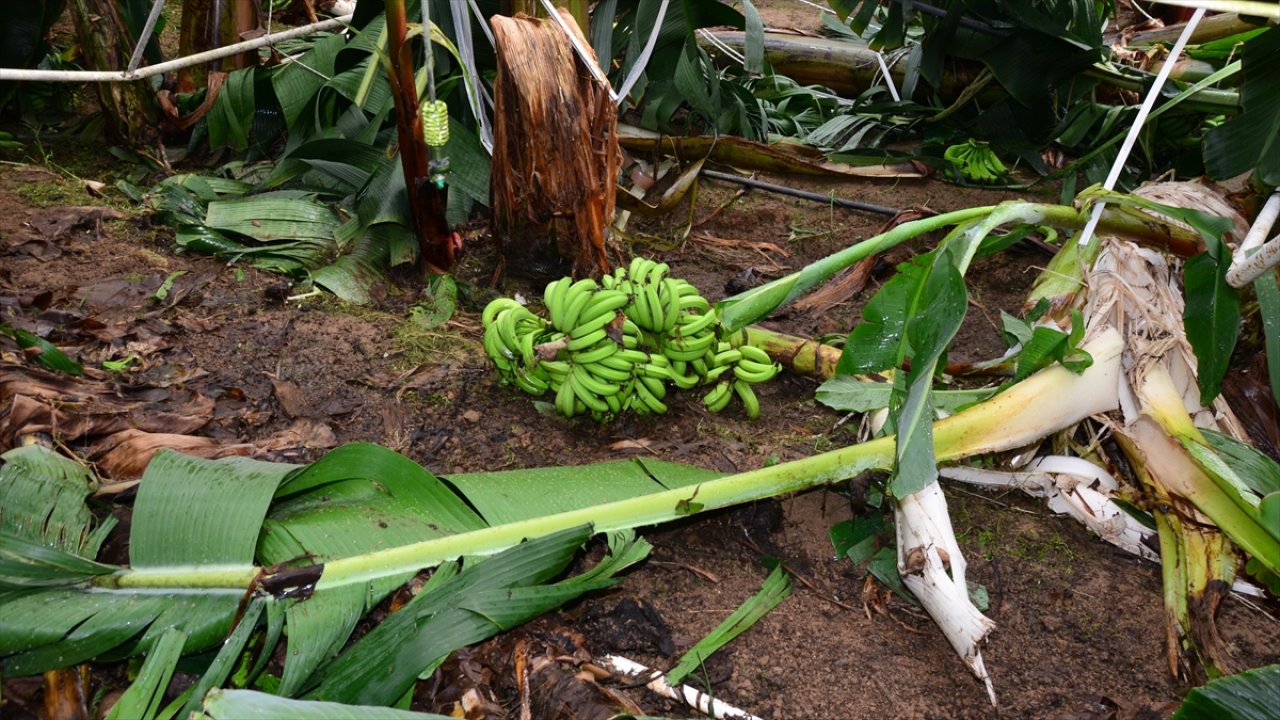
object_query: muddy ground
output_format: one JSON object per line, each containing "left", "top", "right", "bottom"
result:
{"left": 2, "top": 4, "right": 1279, "bottom": 719}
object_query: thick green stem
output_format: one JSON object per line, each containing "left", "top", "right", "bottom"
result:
{"left": 719, "top": 201, "right": 1202, "bottom": 332}
{"left": 94, "top": 566, "right": 257, "bottom": 590}
{"left": 89, "top": 330, "right": 1122, "bottom": 593}
{"left": 698, "top": 30, "right": 1242, "bottom": 113}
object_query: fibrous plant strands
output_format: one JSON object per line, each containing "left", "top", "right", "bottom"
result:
{"left": 491, "top": 11, "right": 617, "bottom": 278}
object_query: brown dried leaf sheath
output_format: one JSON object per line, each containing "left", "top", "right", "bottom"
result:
{"left": 491, "top": 12, "right": 618, "bottom": 278}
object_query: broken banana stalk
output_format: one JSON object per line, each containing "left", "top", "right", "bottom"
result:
{"left": 895, "top": 481, "right": 997, "bottom": 705}
{"left": 1079, "top": 188, "right": 1269, "bottom": 681}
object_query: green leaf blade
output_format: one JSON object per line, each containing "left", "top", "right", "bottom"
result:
{"left": 201, "top": 688, "right": 454, "bottom": 719}
{"left": 131, "top": 452, "right": 294, "bottom": 568}
{"left": 1173, "top": 663, "right": 1280, "bottom": 720}
{"left": 665, "top": 565, "right": 792, "bottom": 686}
{"left": 1183, "top": 251, "right": 1241, "bottom": 406}
{"left": 890, "top": 261, "right": 968, "bottom": 499}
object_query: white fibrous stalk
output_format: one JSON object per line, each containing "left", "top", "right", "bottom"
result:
{"left": 896, "top": 481, "right": 997, "bottom": 706}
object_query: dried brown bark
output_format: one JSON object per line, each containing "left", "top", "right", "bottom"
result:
{"left": 491, "top": 12, "right": 617, "bottom": 278}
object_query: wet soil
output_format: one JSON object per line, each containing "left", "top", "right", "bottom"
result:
{"left": 2, "top": 4, "right": 1279, "bottom": 718}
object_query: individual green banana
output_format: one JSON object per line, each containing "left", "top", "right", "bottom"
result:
{"left": 637, "top": 375, "right": 667, "bottom": 400}
{"left": 566, "top": 327, "right": 608, "bottom": 352}
{"left": 570, "top": 307, "right": 618, "bottom": 339}
{"left": 581, "top": 360, "right": 632, "bottom": 384}
{"left": 676, "top": 308, "right": 718, "bottom": 337}
{"left": 572, "top": 364, "right": 621, "bottom": 397}
{"left": 677, "top": 293, "right": 711, "bottom": 313}
{"left": 601, "top": 386, "right": 624, "bottom": 416}
{"left": 482, "top": 297, "right": 524, "bottom": 328}
{"left": 569, "top": 370, "right": 611, "bottom": 413}
{"left": 637, "top": 362, "right": 673, "bottom": 381}
{"left": 712, "top": 348, "right": 743, "bottom": 366}
{"left": 539, "top": 359, "right": 572, "bottom": 382}
{"left": 513, "top": 367, "right": 549, "bottom": 395}
{"left": 555, "top": 376, "right": 578, "bottom": 417}
{"left": 737, "top": 345, "right": 773, "bottom": 365}
{"left": 519, "top": 329, "right": 538, "bottom": 366}
{"left": 626, "top": 283, "right": 655, "bottom": 331}
{"left": 703, "top": 381, "right": 732, "bottom": 413}
{"left": 557, "top": 279, "right": 599, "bottom": 331}
{"left": 643, "top": 283, "right": 665, "bottom": 332}
{"left": 733, "top": 360, "right": 779, "bottom": 384}
{"left": 659, "top": 279, "right": 683, "bottom": 334}
{"left": 615, "top": 348, "right": 652, "bottom": 365}
{"left": 733, "top": 380, "right": 761, "bottom": 420}
{"left": 572, "top": 340, "right": 619, "bottom": 364}
{"left": 704, "top": 364, "right": 730, "bottom": 382}
{"left": 482, "top": 325, "right": 515, "bottom": 372}
{"left": 943, "top": 142, "right": 970, "bottom": 166}
{"left": 543, "top": 278, "right": 570, "bottom": 320}
{"left": 664, "top": 332, "right": 716, "bottom": 361}
{"left": 668, "top": 363, "right": 700, "bottom": 390}
{"left": 633, "top": 377, "right": 668, "bottom": 414}
{"left": 579, "top": 289, "right": 629, "bottom": 325}
{"left": 628, "top": 256, "right": 652, "bottom": 283}
{"left": 598, "top": 352, "right": 639, "bottom": 372}
{"left": 494, "top": 308, "right": 523, "bottom": 355}
{"left": 689, "top": 357, "right": 710, "bottom": 378}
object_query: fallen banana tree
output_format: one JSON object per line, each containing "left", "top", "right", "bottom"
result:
{"left": 5, "top": 187, "right": 1277, "bottom": 713}
{"left": 1, "top": 321, "right": 1125, "bottom": 714}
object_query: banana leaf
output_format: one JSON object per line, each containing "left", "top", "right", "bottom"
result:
{"left": 274, "top": 34, "right": 346, "bottom": 131}
{"left": 1173, "top": 664, "right": 1280, "bottom": 720}
{"left": 1203, "top": 26, "right": 1280, "bottom": 186}
{"left": 198, "top": 689, "right": 454, "bottom": 719}
{"left": 0, "top": 444, "right": 699, "bottom": 701}
{"left": 0, "top": 446, "right": 112, "bottom": 556}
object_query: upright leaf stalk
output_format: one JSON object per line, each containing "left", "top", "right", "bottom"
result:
{"left": 384, "top": 0, "right": 454, "bottom": 273}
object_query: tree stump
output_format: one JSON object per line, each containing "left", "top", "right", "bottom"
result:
{"left": 490, "top": 11, "right": 618, "bottom": 278}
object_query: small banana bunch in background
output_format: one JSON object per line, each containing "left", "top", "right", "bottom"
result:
{"left": 482, "top": 257, "right": 781, "bottom": 421}
{"left": 943, "top": 139, "right": 1007, "bottom": 184}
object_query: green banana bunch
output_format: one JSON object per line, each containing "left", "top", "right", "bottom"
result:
{"left": 0, "top": 131, "right": 22, "bottom": 150}
{"left": 480, "top": 257, "right": 782, "bottom": 421}
{"left": 943, "top": 139, "right": 1007, "bottom": 184}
